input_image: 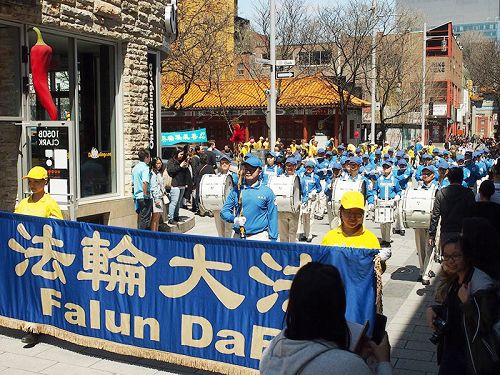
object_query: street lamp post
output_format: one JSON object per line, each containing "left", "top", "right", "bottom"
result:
{"left": 370, "top": 0, "right": 377, "bottom": 145}
{"left": 421, "top": 22, "right": 427, "bottom": 145}
{"left": 269, "top": 0, "right": 277, "bottom": 149}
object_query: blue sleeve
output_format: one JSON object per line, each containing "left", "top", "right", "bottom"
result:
{"left": 315, "top": 176, "right": 322, "bottom": 192}
{"left": 278, "top": 167, "right": 283, "bottom": 176}
{"left": 394, "top": 179, "right": 402, "bottom": 194}
{"left": 365, "top": 177, "right": 374, "bottom": 205}
{"left": 300, "top": 178, "right": 308, "bottom": 203}
{"left": 267, "top": 192, "right": 279, "bottom": 241}
{"left": 221, "top": 188, "right": 238, "bottom": 223}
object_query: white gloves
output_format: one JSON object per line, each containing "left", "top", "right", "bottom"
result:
{"left": 367, "top": 204, "right": 374, "bottom": 211}
{"left": 234, "top": 216, "right": 247, "bottom": 226}
{"left": 379, "top": 247, "right": 392, "bottom": 261}
{"left": 309, "top": 192, "right": 317, "bottom": 201}
{"left": 394, "top": 195, "right": 401, "bottom": 201}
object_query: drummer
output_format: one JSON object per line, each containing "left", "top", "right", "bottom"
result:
{"left": 414, "top": 164, "right": 438, "bottom": 285}
{"left": 340, "top": 156, "right": 374, "bottom": 205}
{"left": 437, "top": 161, "right": 450, "bottom": 189}
{"left": 262, "top": 151, "right": 283, "bottom": 185}
{"left": 298, "top": 160, "right": 322, "bottom": 242}
{"left": 373, "top": 160, "right": 401, "bottom": 248}
{"left": 279, "top": 157, "right": 301, "bottom": 243}
{"left": 393, "top": 158, "right": 412, "bottom": 235}
{"left": 213, "top": 155, "right": 238, "bottom": 238}
{"left": 314, "top": 148, "right": 330, "bottom": 220}
{"left": 220, "top": 156, "right": 278, "bottom": 241}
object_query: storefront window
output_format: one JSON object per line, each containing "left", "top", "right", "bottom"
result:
{"left": 77, "top": 40, "right": 116, "bottom": 198}
{"left": 0, "top": 24, "right": 22, "bottom": 118}
{"left": 28, "top": 31, "right": 72, "bottom": 121}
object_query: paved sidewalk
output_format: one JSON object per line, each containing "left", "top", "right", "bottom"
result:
{"left": 0, "top": 215, "right": 441, "bottom": 374}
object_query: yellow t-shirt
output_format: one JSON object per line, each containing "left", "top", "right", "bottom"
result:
{"left": 308, "top": 145, "right": 317, "bottom": 157}
{"left": 321, "top": 225, "right": 380, "bottom": 249}
{"left": 14, "top": 194, "right": 63, "bottom": 219}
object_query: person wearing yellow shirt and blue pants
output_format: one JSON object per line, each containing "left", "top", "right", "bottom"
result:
{"left": 14, "top": 166, "right": 63, "bottom": 346}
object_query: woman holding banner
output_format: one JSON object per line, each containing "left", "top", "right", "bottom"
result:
{"left": 260, "top": 262, "right": 392, "bottom": 374}
{"left": 14, "top": 166, "right": 63, "bottom": 345}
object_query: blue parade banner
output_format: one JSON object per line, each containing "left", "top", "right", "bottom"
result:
{"left": 0, "top": 212, "right": 377, "bottom": 374}
{"left": 161, "top": 128, "right": 208, "bottom": 146}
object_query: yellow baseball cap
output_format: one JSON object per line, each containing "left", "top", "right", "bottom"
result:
{"left": 23, "top": 166, "right": 48, "bottom": 180}
{"left": 341, "top": 191, "right": 365, "bottom": 210}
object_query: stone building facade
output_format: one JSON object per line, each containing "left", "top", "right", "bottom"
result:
{"left": 0, "top": 0, "right": 170, "bottom": 227}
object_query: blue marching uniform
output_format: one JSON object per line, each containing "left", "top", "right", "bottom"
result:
{"left": 374, "top": 173, "right": 401, "bottom": 245}
{"left": 262, "top": 164, "right": 283, "bottom": 185}
{"left": 300, "top": 171, "right": 322, "bottom": 204}
{"left": 221, "top": 180, "right": 279, "bottom": 241}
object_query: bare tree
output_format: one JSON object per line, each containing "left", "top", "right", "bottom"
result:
{"left": 162, "top": 0, "right": 235, "bottom": 110}
{"left": 315, "top": 0, "right": 400, "bottom": 144}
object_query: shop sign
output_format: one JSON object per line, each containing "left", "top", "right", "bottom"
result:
{"left": 161, "top": 128, "right": 207, "bottom": 146}
{"left": 147, "top": 53, "right": 158, "bottom": 156}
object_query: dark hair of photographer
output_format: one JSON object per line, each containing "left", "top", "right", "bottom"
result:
{"left": 427, "top": 236, "right": 499, "bottom": 375}
{"left": 260, "top": 262, "right": 392, "bottom": 375}
{"left": 285, "top": 262, "right": 350, "bottom": 349}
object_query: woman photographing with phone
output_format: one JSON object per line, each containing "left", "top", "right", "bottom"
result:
{"left": 260, "top": 262, "right": 392, "bottom": 375}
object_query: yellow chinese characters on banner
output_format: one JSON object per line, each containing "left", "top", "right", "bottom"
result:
{"left": 8, "top": 224, "right": 75, "bottom": 284}
{"left": 249, "top": 253, "right": 312, "bottom": 313}
{"left": 160, "top": 244, "right": 245, "bottom": 310}
{"left": 77, "top": 231, "right": 156, "bottom": 298}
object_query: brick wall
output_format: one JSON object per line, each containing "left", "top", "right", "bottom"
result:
{"left": 0, "top": 1, "right": 166, "bottom": 204}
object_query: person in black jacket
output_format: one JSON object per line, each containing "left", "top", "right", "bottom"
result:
{"left": 166, "top": 148, "right": 190, "bottom": 225}
{"left": 470, "top": 180, "right": 500, "bottom": 232}
{"left": 429, "top": 167, "right": 475, "bottom": 249}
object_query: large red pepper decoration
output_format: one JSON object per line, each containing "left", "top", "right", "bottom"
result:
{"left": 31, "top": 27, "right": 57, "bottom": 121}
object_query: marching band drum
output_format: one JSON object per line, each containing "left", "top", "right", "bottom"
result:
{"left": 331, "top": 179, "right": 366, "bottom": 213}
{"left": 199, "top": 174, "right": 233, "bottom": 212}
{"left": 268, "top": 175, "right": 301, "bottom": 213}
{"left": 374, "top": 199, "right": 395, "bottom": 224}
{"left": 401, "top": 185, "right": 436, "bottom": 229}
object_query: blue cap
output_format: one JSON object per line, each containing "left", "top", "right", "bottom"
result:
{"left": 362, "top": 154, "right": 369, "bottom": 159}
{"left": 456, "top": 154, "right": 464, "bottom": 161}
{"left": 326, "top": 151, "right": 333, "bottom": 156}
{"left": 331, "top": 162, "right": 342, "bottom": 170}
{"left": 382, "top": 160, "right": 393, "bottom": 167}
{"left": 438, "top": 161, "right": 449, "bottom": 169}
{"left": 338, "top": 145, "right": 345, "bottom": 150}
{"left": 433, "top": 148, "right": 439, "bottom": 154}
{"left": 388, "top": 148, "right": 394, "bottom": 153}
{"left": 243, "top": 156, "right": 262, "bottom": 168}
{"left": 404, "top": 154, "right": 410, "bottom": 160}
{"left": 285, "top": 157, "right": 296, "bottom": 164}
{"left": 317, "top": 148, "right": 326, "bottom": 154}
{"left": 375, "top": 149, "right": 382, "bottom": 155}
{"left": 422, "top": 154, "right": 432, "bottom": 160}
{"left": 349, "top": 156, "right": 362, "bottom": 165}
{"left": 305, "top": 160, "right": 315, "bottom": 168}
{"left": 342, "top": 151, "right": 348, "bottom": 157}
{"left": 383, "top": 153, "right": 390, "bottom": 159}
{"left": 355, "top": 147, "right": 361, "bottom": 153}
{"left": 472, "top": 151, "right": 479, "bottom": 158}
{"left": 422, "top": 165, "right": 436, "bottom": 174}
{"left": 398, "top": 159, "right": 407, "bottom": 166}
{"left": 396, "top": 150, "right": 405, "bottom": 157}
{"left": 295, "top": 155, "right": 302, "bottom": 163}
{"left": 220, "top": 154, "right": 232, "bottom": 162}
{"left": 266, "top": 151, "right": 277, "bottom": 158}
{"left": 443, "top": 150, "right": 449, "bottom": 155}
{"left": 340, "top": 156, "right": 349, "bottom": 165}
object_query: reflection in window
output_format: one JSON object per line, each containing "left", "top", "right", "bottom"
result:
{"left": 0, "top": 24, "right": 21, "bottom": 118}
{"left": 78, "top": 41, "right": 116, "bottom": 198}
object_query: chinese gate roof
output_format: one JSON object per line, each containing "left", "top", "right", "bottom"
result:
{"left": 161, "top": 75, "right": 370, "bottom": 110}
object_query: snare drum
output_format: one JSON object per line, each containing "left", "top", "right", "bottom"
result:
{"left": 199, "top": 174, "right": 233, "bottom": 211}
{"left": 331, "top": 179, "right": 365, "bottom": 213}
{"left": 374, "top": 199, "right": 395, "bottom": 223}
{"left": 268, "top": 175, "right": 301, "bottom": 213}
{"left": 402, "top": 185, "right": 436, "bottom": 228}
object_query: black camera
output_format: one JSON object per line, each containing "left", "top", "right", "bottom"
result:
{"left": 429, "top": 317, "right": 447, "bottom": 345}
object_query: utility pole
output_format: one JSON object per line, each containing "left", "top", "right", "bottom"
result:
{"left": 370, "top": 0, "right": 377, "bottom": 145}
{"left": 421, "top": 22, "right": 427, "bottom": 145}
{"left": 269, "top": 0, "right": 277, "bottom": 149}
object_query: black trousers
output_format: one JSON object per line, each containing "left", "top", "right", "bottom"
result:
{"left": 137, "top": 198, "right": 152, "bottom": 230}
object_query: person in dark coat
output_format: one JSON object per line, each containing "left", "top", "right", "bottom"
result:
{"left": 429, "top": 167, "right": 475, "bottom": 249}
{"left": 470, "top": 180, "right": 500, "bottom": 231}
{"left": 166, "top": 148, "right": 190, "bottom": 225}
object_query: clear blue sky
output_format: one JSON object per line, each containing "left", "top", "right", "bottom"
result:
{"left": 237, "top": 0, "right": 344, "bottom": 20}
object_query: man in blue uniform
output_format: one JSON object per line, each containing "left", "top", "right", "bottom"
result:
{"left": 373, "top": 160, "right": 401, "bottom": 247}
{"left": 262, "top": 151, "right": 283, "bottom": 185}
{"left": 298, "top": 160, "right": 322, "bottom": 242}
{"left": 393, "top": 158, "right": 412, "bottom": 235}
{"left": 314, "top": 148, "right": 330, "bottom": 220}
{"left": 221, "top": 156, "right": 278, "bottom": 241}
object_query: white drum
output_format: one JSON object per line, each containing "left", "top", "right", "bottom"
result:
{"left": 402, "top": 186, "right": 436, "bottom": 228}
{"left": 331, "top": 179, "right": 365, "bottom": 213}
{"left": 374, "top": 199, "right": 395, "bottom": 224}
{"left": 268, "top": 175, "right": 301, "bottom": 213}
{"left": 199, "top": 174, "right": 233, "bottom": 211}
